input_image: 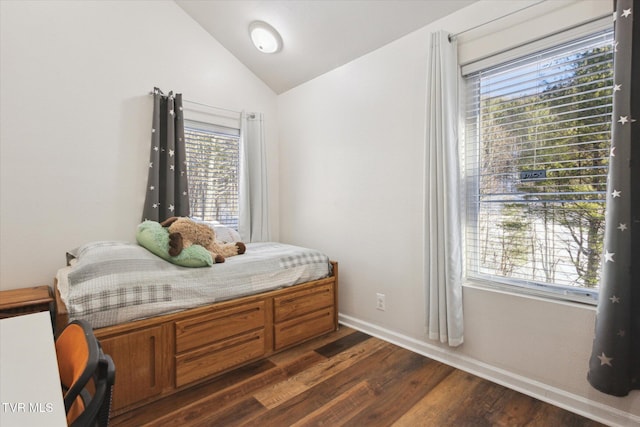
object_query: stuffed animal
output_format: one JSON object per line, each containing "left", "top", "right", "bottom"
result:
{"left": 160, "top": 217, "right": 246, "bottom": 263}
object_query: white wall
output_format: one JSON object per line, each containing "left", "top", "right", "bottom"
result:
{"left": 0, "top": 0, "right": 279, "bottom": 290}
{"left": 2, "top": 0, "right": 637, "bottom": 424}
{"left": 277, "top": 0, "right": 639, "bottom": 425}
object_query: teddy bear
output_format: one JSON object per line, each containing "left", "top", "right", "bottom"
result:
{"left": 160, "top": 216, "right": 246, "bottom": 263}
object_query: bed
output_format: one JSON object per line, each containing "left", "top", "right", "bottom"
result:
{"left": 54, "top": 239, "right": 338, "bottom": 415}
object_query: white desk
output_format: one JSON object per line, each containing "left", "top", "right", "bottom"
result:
{"left": 0, "top": 311, "right": 67, "bottom": 426}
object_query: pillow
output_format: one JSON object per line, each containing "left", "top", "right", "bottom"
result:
{"left": 190, "top": 218, "right": 243, "bottom": 243}
{"left": 136, "top": 220, "right": 213, "bottom": 267}
{"left": 212, "top": 224, "right": 242, "bottom": 243}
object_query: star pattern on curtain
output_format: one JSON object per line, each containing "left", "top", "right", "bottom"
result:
{"left": 598, "top": 4, "right": 633, "bottom": 369}
{"left": 142, "top": 87, "right": 190, "bottom": 222}
{"left": 588, "top": 0, "right": 638, "bottom": 396}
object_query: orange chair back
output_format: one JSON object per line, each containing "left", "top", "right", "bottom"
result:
{"left": 55, "top": 320, "right": 99, "bottom": 425}
{"left": 56, "top": 323, "right": 90, "bottom": 390}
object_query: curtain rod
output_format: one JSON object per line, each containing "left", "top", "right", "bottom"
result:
{"left": 148, "top": 91, "right": 241, "bottom": 115}
{"left": 448, "top": 0, "right": 547, "bottom": 41}
{"left": 458, "top": 12, "right": 613, "bottom": 70}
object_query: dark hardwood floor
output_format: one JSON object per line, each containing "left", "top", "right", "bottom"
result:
{"left": 110, "top": 326, "right": 604, "bottom": 427}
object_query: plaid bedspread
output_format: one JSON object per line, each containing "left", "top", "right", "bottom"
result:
{"left": 57, "top": 241, "right": 330, "bottom": 328}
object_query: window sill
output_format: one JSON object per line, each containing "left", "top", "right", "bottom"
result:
{"left": 462, "top": 279, "right": 598, "bottom": 308}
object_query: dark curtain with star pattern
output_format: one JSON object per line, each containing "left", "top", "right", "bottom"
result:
{"left": 142, "top": 87, "right": 190, "bottom": 222}
{"left": 588, "top": 0, "right": 639, "bottom": 397}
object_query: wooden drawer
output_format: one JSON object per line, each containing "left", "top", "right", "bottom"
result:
{"left": 175, "top": 330, "right": 265, "bottom": 387}
{"left": 99, "top": 325, "right": 168, "bottom": 411}
{"left": 274, "top": 284, "right": 334, "bottom": 323}
{"left": 274, "top": 307, "right": 335, "bottom": 350}
{"left": 175, "top": 301, "right": 265, "bottom": 353}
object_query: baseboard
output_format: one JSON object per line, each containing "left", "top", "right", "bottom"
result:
{"left": 339, "top": 314, "right": 639, "bottom": 427}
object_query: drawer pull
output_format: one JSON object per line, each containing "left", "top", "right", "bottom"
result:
{"left": 180, "top": 306, "right": 261, "bottom": 332}
{"left": 181, "top": 334, "right": 261, "bottom": 364}
{"left": 279, "top": 289, "right": 330, "bottom": 305}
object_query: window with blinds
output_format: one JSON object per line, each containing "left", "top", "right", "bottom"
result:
{"left": 184, "top": 119, "right": 240, "bottom": 229}
{"left": 464, "top": 28, "right": 614, "bottom": 299}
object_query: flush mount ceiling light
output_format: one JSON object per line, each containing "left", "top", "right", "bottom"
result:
{"left": 249, "top": 21, "right": 283, "bottom": 54}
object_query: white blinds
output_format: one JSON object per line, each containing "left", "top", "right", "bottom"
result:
{"left": 184, "top": 119, "right": 240, "bottom": 229}
{"left": 464, "top": 29, "right": 614, "bottom": 293}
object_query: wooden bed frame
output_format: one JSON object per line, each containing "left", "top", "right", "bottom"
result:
{"left": 54, "top": 261, "right": 338, "bottom": 415}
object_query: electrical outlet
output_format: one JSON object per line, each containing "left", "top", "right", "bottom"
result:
{"left": 376, "top": 293, "right": 386, "bottom": 311}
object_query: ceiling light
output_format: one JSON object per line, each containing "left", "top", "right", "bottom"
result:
{"left": 249, "top": 21, "right": 282, "bottom": 54}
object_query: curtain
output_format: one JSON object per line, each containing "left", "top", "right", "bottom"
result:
{"left": 424, "top": 30, "right": 464, "bottom": 347}
{"left": 588, "top": 0, "right": 639, "bottom": 397}
{"left": 142, "top": 87, "right": 190, "bottom": 222}
{"left": 238, "top": 112, "right": 270, "bottom": 242}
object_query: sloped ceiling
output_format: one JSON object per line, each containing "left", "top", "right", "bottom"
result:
{"left": 175, "top": 0, "right": 477, "bottom": 94}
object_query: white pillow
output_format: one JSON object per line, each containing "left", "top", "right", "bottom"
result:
{"left": 212, "top": 224, "right": 242, "bottom": 242}
{"left": 189, "top": 218, "right": 243, "bottom": 242}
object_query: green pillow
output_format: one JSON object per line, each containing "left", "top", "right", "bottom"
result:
{"left": 136, "top": 220, "right": 213, "bottom": 267}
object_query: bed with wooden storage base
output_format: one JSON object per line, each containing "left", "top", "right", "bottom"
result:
{"left": 54, "top": 240, "right": 338, "bottom": 415}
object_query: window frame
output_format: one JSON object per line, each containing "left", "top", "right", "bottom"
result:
{"left": 461, "top": 26, "right": 615, "bottom": 305}
{"left": 183, "top": 118, "right": 241, "bottom": 230}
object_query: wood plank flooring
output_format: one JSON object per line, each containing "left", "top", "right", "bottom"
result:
{"left": 110, "top": 326, "right": 604, "bottom": 427}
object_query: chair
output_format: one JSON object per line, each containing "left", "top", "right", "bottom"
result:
{"left": 55, "top": 320, "right": 116, "bottom": 426}
{"left": 70, "top": 353, "right": 115, "bottom": 427}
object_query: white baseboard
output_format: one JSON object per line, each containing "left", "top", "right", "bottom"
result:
{"left": 339, "top": 314, "right": 639, "bottom": 427}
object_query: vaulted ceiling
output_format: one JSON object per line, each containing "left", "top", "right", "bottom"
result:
{"left": 175, "top": 0, "right": 477, "bottom": 94}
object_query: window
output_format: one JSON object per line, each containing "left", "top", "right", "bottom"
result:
{"left": 464, "top": 29, "right": 614, "bottom": 300}
{"left": 184, "top": 119, "right": 240, "bottom": 229}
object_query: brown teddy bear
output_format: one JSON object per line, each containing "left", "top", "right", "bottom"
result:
{"left": 160, "top": 217, "right": 246, "bottom": 263}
